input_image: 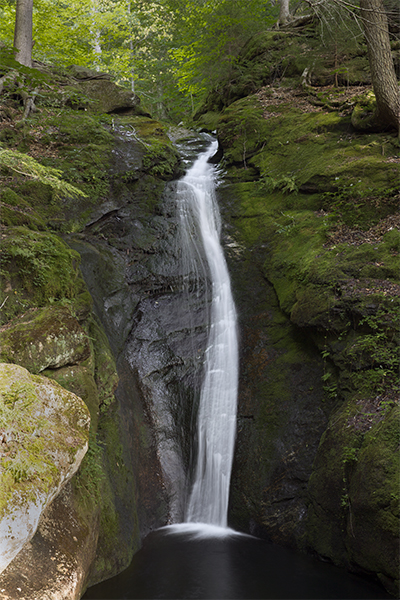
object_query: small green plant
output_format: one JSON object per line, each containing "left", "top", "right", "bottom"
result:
{"left": 260, "top": 174, "right": 298, "bottom": 194}
{"left": 342, "top": 446, "right": 359, "bottom": 464}
{"left": 341, "top": 491, "right": 350, "bottom": 508}
{"left": 273, "top": 212, "right": 297, "bottom": 236}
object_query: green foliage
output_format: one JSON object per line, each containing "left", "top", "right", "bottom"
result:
{"left": 0, "top": 0, "right": 278, "bottom": 120}
{"left": 166, "top": 0, "right": 278, "bottom": 100}
{"left": 342, "top": 445, "right": 359, "bottom": 464}
{"left": 261, "top": 175, "right": 299, "bottom": 195}
{"left": 347, "top": 303, "right": 400, "bottom": 396}
{"left": 273, "top": 211, "right": 297, "bottom": 236}
{"left": 0, "top": 146, "right": 87, "bottom": 199}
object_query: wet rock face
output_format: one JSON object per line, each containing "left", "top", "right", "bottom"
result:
{"left": 217, "top": 193, "right": 328, "bottom": 547}
{"left": 69, "top": 133, "right": 213, "bottom": 531}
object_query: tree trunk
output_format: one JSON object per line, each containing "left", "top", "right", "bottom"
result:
{"left": 13, "top": 0, "right": 33, "bottom": 67}
{"left": 359, "top": 0, "right": 400, "bottom": 132}
{"left": 278, "top": 0, "right": 290, "bottom": 26}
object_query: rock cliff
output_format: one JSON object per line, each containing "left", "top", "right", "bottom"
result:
{"left": 0, "top": 24, "right": 398, "bottom": 598}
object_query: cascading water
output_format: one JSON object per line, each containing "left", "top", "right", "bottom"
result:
{"left": 83, "top": 139, "right": 392, "bottom": 600}
{"left": 176, "top": 140, "right": 239, "bottom": 528}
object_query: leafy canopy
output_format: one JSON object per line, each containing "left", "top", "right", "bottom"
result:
{"left": 0, "top": 0, "right": 277, "bottom": 119}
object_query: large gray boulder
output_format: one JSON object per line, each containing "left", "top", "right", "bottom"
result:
{"left": 0, "top": 363, "right": 90, "bottom": 574}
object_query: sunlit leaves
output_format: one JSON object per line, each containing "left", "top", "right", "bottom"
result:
{"left": 0, "top": 0, "right": 277, "bottom": 119}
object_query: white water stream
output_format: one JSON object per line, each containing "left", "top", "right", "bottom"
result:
{"left": 176, "top": 141, "right": 239, "bottom": 528}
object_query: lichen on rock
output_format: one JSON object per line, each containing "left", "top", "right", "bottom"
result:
{"left": 0, "top": 363, "right": 90, "bottom": 574}
{"left": 0, "top": 306, "right": 90, "bottom": 374}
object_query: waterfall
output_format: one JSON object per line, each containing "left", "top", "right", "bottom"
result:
{"left": 176, "top": 140, "right": 239, "bottom": 528}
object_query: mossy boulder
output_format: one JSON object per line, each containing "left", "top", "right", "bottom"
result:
{"left": 0, "top": 363, "right": 90, "bottom": 573}
{"left": 0, "top": 306, "right": 90, "bottom": 374}
{"left": 306, "top": 398, "right": 399, "bottom": 596}
{"left": 76, "top": 79, "right": 146, "bottom": 115}
{"left": 64, "top": 65, "right": 148, "bottom": 116}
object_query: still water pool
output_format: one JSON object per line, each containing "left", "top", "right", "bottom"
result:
{"left": 83, "top": 525, "right": 391, "bottom": 599}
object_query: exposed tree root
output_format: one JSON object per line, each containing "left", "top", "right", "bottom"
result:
{"left": 17, "top": 82, "right": 37, "bottom": 121}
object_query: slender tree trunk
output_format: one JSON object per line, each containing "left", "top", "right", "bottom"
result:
{"left": 13, "top": 0, "right": 33, "bottom": 67}
{"left": 359, "top": 0, "right": 400, "bottom": 132}
{"left": 91, "top": 0, "right": 101, "bottom": 71}
{"left": 278, "top": 0, "right": 290, "bottom": 26}
{"left": 128, "top": 1, "right": 135, "bottom": 92}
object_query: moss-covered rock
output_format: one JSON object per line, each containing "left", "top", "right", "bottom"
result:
{"left": 217, "top": 93, "right": 398, "bottom": 203}
{"left": 42, "top": 364, "right": 100, "bottom": 433}
{"left": 0, "top": 363, "right": 90, "bottom": 573}
{"left": 63, "top": 65, "right": 148, "bottom": 116}
{"left": 0, "top": 227, "right": 83, "bottom": 323}
{"left": 307, "top": 398, "right": 399, "bottom": 595}
{"left": 0, "top": 306, "right": 90, "bottom": 374}
{"left": 0, "top": 188, "right": 46, "bottom": 230}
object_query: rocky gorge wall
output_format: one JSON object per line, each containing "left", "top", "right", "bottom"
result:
{"left": 0, "top": 68, "right": 194, "bottom": 597}
{"left": 0, "top": 26, "right": 399, "bottom": 599}
{"left": 202, "top": 28, "right": 399, "bottom": 596}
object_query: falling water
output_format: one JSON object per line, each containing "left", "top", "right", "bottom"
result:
{"left": 176, "top": 140, "right": 239, "bottom": 527}
{"left": 83, "top": 140, "right": 392, "bottom": 600}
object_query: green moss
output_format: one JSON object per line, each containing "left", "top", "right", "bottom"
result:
{"left": 307, "top": 397, "right": 399, "bottom": 583}
{"left": 219, "top": 95, "right": 398, "bottom": 208}
{"left": 42, "top": 365, "right": 100, "bottom": 433}
{"left": 0, "top": 204, "right": 46, "bottom": 230}
{"left": 88, "top": 317, "right": 118, "bottom": 413}
{"left": 0, "top": 188, "right": 46, "bottom": 231}
{"left": 0, "top": 227, "right": 82, "bottom": 323}
{"left": 351, "top": 90, "right": 377, "bottom": 130}
{"left": 0, "top": 306, "right": 90, "bottom": 374}
{"left": 83, "top": 405, "right": 139, "bottom": 585}
{"left": 0, "top": 110, "right": 114, "bottom": 233}
{"left": 122, "top": 116, "right": 182, "bottom": 180}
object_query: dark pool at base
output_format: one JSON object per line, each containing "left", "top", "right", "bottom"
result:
{"left": 83, "top": 528, "right": 392, "bottom": 600}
